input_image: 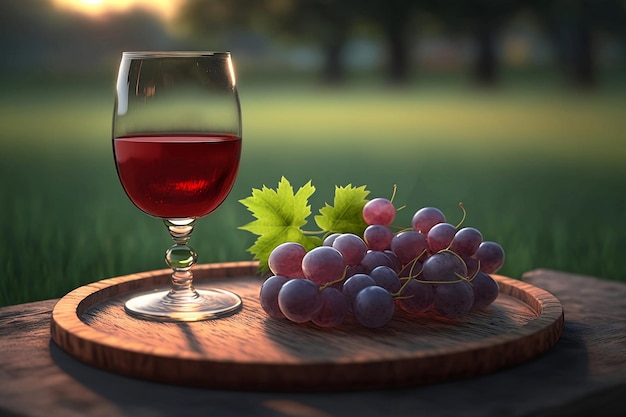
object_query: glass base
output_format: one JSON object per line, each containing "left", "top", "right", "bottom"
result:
{"left": 125, "top": 288, "right": 242, "bottom": 322}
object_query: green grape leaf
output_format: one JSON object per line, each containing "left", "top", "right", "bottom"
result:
{"left": 314, "top": 184, "right": 370, "bottom": 236}
{"left": 238, "top": 176, "right": 321, "bottom": 272}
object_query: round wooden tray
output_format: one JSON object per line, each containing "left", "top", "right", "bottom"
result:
{"left": 50, "top": 261, "right": 564, "bottom": 391}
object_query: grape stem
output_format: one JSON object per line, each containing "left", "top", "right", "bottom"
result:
{"left": 389, "top": 184, "right": 406, "bottom": 212}
{"left": 390, "top": 183, "right": 398, "bottom": 203}
{"left": 393, "top": 254, "right": 427, "bottom": 297}
{"left": 454, "top": 202, "right": 466, "bottom": 229}
{"left": 437, "top": 248, "right": 466, "bottom": 265}
{"left": 393, "top": 248, "right": 472, "bottom": 297}
{"left": 318, "top": 265, "right": 349, "bottom": 291}
{"left": 397, "top": 249, "right": 428, "bottom": 278}
{"left": 393, "top": 278, "right": 414, "bottom": 298}
{"left": 400, "top": 276, "right": 467, "bottom": 287}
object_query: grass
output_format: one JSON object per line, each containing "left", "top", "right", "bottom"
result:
{"left": 1, "top": 70, "right": 625, "bottom": 307}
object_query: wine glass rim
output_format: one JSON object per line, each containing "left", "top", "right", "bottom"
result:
{"left": 121, "top": 51, "right": 232, "bottom": 58}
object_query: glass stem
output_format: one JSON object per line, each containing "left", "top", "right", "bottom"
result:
{"left": 164, "top": 218, "right": 199, "bottom": 304}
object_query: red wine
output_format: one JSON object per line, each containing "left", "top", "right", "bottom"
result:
{"left": 114, "top": 134, "right": 241, "bottom": 218}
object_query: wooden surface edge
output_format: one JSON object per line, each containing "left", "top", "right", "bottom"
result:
{"left": 50, "top": 261, "right": 261, "bottom": 363}
{"left": 49, "top": 264, "right": 565, "bottom": 391}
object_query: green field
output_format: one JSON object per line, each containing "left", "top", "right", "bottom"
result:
{"left": 1, "top": 71, "right": 625, "bottom": 307}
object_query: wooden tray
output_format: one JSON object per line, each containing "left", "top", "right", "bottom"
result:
{"left": 50, "top": 261, "right": 564, "bottom": 391}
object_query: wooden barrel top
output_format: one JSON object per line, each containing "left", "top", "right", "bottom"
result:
{"left": 50, "top": 261, "right": 564, "bottom": 391}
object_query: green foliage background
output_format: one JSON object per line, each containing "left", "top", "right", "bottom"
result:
{"left": 1, "top": 70, "right": 625, "bottom": 306}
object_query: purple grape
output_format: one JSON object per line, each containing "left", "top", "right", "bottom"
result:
{"left": 360, "top": 250, "right": 394, "bottom": 273}
{"left": 397, "top": 279, "right": 434, "bottom": 314}
{"left": 427, "top": 222, "right": 457, "bottom": 253}
{"left": 312, "top": 287, "right": 348, "bottom": 327}
{"left": 353, "top": 286, "right": 395, "bottom": 328}
{"left": 259, "top": 275, "right": 290, "bottom": 319}
{"left": 474, "top": 241, "right": 505, "bottom": 274}
{"left": 422, "top": 251, "right": 468, "bottom": 282}
{"left": 390, "top": 230, "right": 428, "bottom": 265}
{"left": 383, "top": 250, "right": 403, "bottom": 273}
{"left": 342, "top": 273, "right": 376, "bottom": 310}
{"left": 323, "top": 233, "right": 341, "bottom": 246}
{"left": 345, "top": 263, "right": 367, "bottom": 279}
{"left": 332, "top": 233, "right": 367, "bottom": 266}
{"left": 268, "top": 242, "right": 307, "bottom": 278}
{"left": 471, "top": 272, "right": 500, "bottom": 310}
{"left": 364, "top": 224, "right": 393, "bottom": 251}
{"left": 433, "top": 280, "right": 474, "bottom": 318}
{"left": 301, "top": 246, "right": 346, "bottom": 286}
{"left": 369, "top": 265, "right": 402, "bottom": 293}
{"left": 277, "top": 278, "right": 323, "bottom": 323}
{"left": 412, "top": 207, "right": 446, "bottom": 236}
{"left": 449, "top": 227, "right": 483, "bottom": 257}
{"left": 464, "top": 256, "right": 480, "bottom": 279}
{"left": 362, "top": 197, "right": 396, "bottom": 226}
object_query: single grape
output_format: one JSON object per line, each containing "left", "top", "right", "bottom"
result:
{"left": 259, "top": 275, "right": 290, "bottom": 319}
{"left": 312, "top": 287, "right": 348, "bottom": 327}
{"left": 412, "top": 207, "right": 446, "bottom": 236}
{"left": 464, "top": 256, "right": 480, "bottom": 279}
{"left": 345, "top": 263, "right": 367, "bottom": 279}
{"left": 383, "top": 250, "right": 403, "bottom": 273}
{"left": 369, "top": 265, "right": 402, "bottom": 293}
{"left": 353, "top": 286, "right": 395, "bottom": 328}
{"left": 360, "top": 250, "right": 394, "bottom": 273}
{"left": 422, "top": 251, "right": 468, "bottom": 282}
{"left": 332, "top": 233, "right": 367, "bottom": 266}
{"left": 433, "top": 280, "right": 474, "bottom": 319}
{"left": 390, "top": 230, "right": 428, "bottom": 265}
{"left": 364, "top": 224, "right": 393, "bottom": 251}
{"left": 323, "top": 233, "right": 341, "bottom": 246}
{"left": 449, "top": 227, "right": 483, "bottom": 258}
{"left": 397, "top": 279, "right": 434, "bottom": 314}
{"left": 277, "top": 278, "right": 323, "bottom": 323}
{"left": 471, "top": 272, "right": 500, "bottom": 310}
{"left": 362, "top": 197, "right": 396, "bottom": 226}
{"left": 427, "top": 222, "right": 457, "bottom": 253}
{"left": 301, "top": 246, "right": 346, "bottom": 286}
{"left": 342, "top": 273, "right": 376, "bottom": 310}
{"left": 474, "top": 241, "right": 505, "bottom": 274}
{"left": 268, "top": 242, "right": 306, "bottom": 278}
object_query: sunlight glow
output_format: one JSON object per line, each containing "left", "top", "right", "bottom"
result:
{"left": 50, "top": 0, "right": 183, "bottom": 21}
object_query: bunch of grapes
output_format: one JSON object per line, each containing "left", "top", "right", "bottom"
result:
{"left": 259, "top": 198, "right": 504, "bottom": 328}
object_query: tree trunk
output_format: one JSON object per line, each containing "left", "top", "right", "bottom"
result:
{"left": 322, "top": 40, "right": 345, "bottom": 84}
{"left": 554, "top": 22, "right": 595, "bottom": 88}
{"left": 318, "top": 10, "right": 350, "bottom": 85}
{"left": 474, "top": 21, "right": 499, "bottom": 86}
{"left": 385, "top": 22, "right": 411, "bottom": 84}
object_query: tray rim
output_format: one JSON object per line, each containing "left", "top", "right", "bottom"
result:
{"left": 50, "top": 261, "right": 564, "bottom": 390}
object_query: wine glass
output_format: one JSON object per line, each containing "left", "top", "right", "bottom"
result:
{"left": 112, "top": 51, "right": 243, "bottom": 321}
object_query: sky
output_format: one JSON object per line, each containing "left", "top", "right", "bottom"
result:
{"left": 50, "top": 0, "right": 183, "bottom": 21}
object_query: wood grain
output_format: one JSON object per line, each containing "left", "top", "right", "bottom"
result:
{"left": 49, "top": 261, "right": 564, "bottom": 391}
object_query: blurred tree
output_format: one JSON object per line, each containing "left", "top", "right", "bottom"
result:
{"left": 273, "top": 0, "right": 355, "bottom": 84}
{"left": 358, "top": 0, "right": 417, "bottom": 84}
{"left": 430, "top": 0, "right": 518, "bottom": 86}
{"left": 528, "top": 0, "right": 626, "bottom": 88}
{"left": 175, "top": 0, "right": 254, "bottom": 49}
{"left": 176, "top": 0, "right": 355, "bottom": 84}
{"left": 176, "top": 0, "right": 422, "bottom": 85}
